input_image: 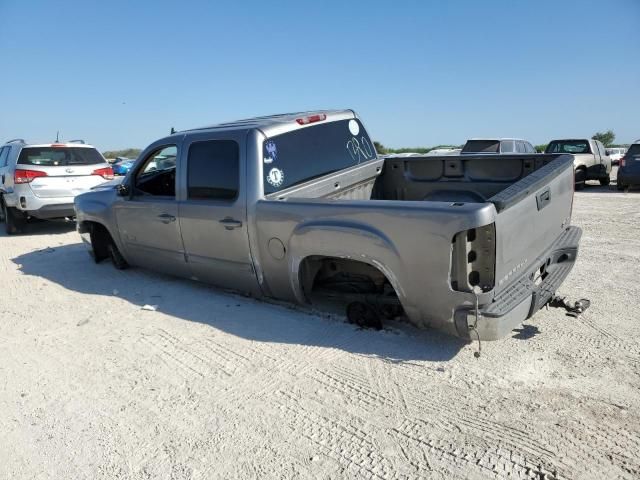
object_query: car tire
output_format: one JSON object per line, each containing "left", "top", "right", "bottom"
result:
{"left": 1, "top": 199, "right": 25, "bottom": 235}
{"left": 574, "top": 169, "right": 586, "bottom": 191}
{"left": 346, "top": 302, "right": 383, "bottom": 330}
{"left": 599, "top": 176, "right": 611, "bottom": 186}
{"left": 108, "top": 242, "right": 129, "bottom": 270}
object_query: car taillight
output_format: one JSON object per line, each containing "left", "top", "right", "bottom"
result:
{"left": 14, "top": 169, "right": 47, "bottom": 184}
{"left": 620, "top": 156, "right": 626, "bottom": 167}
{"left": 92, "top": 167, "right": 114, "bottom": 180}
{"left": 296, "top": 114, "right": 327, "bottom": 125}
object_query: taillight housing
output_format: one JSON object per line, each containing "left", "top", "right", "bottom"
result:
{"left": 14, "top": 169, "right": 47, "bottom": 184}
{"left": 92, "top": 167, "right": 114, "bottom": 180}
{"left": 620, "top": 156, "right": 626, "bottom": 167}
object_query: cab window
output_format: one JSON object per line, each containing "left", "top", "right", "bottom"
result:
{"left": 134, "top": 145, "right": 177, "bottom": 197}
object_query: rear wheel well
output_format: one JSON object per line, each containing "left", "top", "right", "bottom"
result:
{"left": 299, "top": 256, "right": 403, "bottom": 322}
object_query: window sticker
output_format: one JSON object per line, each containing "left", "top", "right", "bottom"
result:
{"left": 265, "top": 140, "right": 278, "bottom": 161}
{"left": 264, "top": 156, "right": 274, "bottom": 164}
{"left": 348, "top": 119, "right": 360, "bottom": 136}
{"left": 346, "top": 136, "right": 374, "bottom": 163}
{"left": 266, "top": 167, "right": 284, "bottom": 188}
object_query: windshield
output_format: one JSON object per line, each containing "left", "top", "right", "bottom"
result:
{"left": 18, "top": 147, "right": 105, "bottom": 166}
{"left": 262, "top": 118, "right": 376, "bottom": 194}
{"left": 461, "top": 140, "right": 500, "bottom": 153}
{"left": 546, "top": 141, "right": 591, "bottom": 154}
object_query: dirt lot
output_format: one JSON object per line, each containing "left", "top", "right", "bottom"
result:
{"left": 1, "top": 182, "right": 639, "bottom": 480}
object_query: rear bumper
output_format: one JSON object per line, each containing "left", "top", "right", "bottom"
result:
{"left": 454, "top": 226, "right": 582, "bottom": 340}
{"left": 3, "top": 189, "right": 77, "bottom": 219}
{"left": 617, "top": 170, "right": 640, "bottom": 186}
{"left": 27, "top": 204, "right": 76, "bottom": 219}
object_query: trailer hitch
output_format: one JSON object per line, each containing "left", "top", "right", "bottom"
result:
{"left": 547, "top": 295, "right": 591, "bottom": 318}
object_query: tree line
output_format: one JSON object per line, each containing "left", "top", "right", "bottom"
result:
{"left": 104, "top": 130, "right": 626, "bottom": 159}
{"left": 377, "top": 130, "right": 626, "bottom": 155}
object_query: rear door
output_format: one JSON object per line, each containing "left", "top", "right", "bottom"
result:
{"left": 114, "top": 142, "right": 190, "bottom": 277}
{"left": 178, "top": 133, "right": 260, "bottom": 295}
{"left": 16, "top": 146, "right": 110, "bottom": 198}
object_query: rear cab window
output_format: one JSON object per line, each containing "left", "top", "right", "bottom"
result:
{"left": 18, "top": 147, "right": 105, "bottom": 166}
{"left": 545, "top": 140, "right": 591, "bottom": 154}
{"left": 626, "top": 144, "right": 640, "bottom": 158}
{"left": 262, "top": 118, "right": 376, "bottom": 194}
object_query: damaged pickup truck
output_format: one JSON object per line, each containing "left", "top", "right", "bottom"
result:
{"left": 75, "top": 110, "right": 581, "bottom": 340}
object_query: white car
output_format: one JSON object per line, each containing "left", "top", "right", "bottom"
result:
{"left": 0, "top": 139, "right": 113, "bottom": 234}
{"left": 606, "top": 147, "right": 627, "bottom": 166}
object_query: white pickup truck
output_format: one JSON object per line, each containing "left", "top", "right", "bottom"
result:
{"left": 545, "top": 139, "right": 612, "bottom": 189}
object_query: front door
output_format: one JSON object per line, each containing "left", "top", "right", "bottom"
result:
{"left": 114, "top": 143, "right": 189, "bottom": 277}
{"left": 178, "top": 135, "right": 260, "bottom": 295}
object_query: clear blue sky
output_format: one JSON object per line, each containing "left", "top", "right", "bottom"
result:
{"left": 1, "top": 0, "right": 638, "bottom": 151}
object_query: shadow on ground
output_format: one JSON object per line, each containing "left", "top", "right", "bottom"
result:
{"left": 0, "top": 219, "right": 77, "bottom": 237}
{"left": 512, "top": 324, "right": 541, "bottom": 340}
{"left": 12, "top": 242, "right": 467, "bottom": 362}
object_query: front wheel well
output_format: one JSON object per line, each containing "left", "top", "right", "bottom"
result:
{"left": 82, "top": 221, "right": 113, "bottom": 262}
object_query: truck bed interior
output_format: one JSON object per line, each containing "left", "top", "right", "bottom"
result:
{"left": 270, "top": 154, "right": 570, "bottom": 209}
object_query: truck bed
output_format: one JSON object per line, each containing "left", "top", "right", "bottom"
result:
{"left": 256, "top": 153, "right": 578, "bottom": 340}
{"left": 269, "top": 153, "right": 570, "bottom": 208}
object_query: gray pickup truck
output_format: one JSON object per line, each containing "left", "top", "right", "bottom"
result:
{"left": 545, "top": 138, "right": 612, "bottom": 189}
{"left": 75, "top": 110, "right": 581, "bottom": 341}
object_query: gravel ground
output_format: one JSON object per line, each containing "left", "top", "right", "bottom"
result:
{"left": 1, "top": 179, "right": 639, "bottom": 480}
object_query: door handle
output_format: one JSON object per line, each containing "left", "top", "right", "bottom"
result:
{"left": 219, "top": 217, "right": 243, "bottom": 230}
{"left": 157, "top": 213, "right": 176, "bottom": 224}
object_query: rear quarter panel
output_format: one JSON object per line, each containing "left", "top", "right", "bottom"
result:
{"left": 254, "top": 199, "right": 496, "bottom": 334}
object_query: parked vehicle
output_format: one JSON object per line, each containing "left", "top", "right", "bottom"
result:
{"left": 606, "top": 147, "right": 627, "bottom": 166}
{"left": 75, "top": 110, "right": 581, "bottom": 341}
{"left": 545, "top": 139, "right": 611, "bottom": 189}
{"left": 112, "top": 158, "right": 135, "bottom": 175}
{"left": 426, "top": 148, "right": 462, "bottom": 156}
{"left": 461, "top": 138, "right": 536, "bottom": 154}
{"left": 0, "top": 139, "right": 113, "bottom": 234}
{"left": 617, "top": 141, "right": 640, "bottom": 190}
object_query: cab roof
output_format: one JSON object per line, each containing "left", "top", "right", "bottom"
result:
{"left": 176, "top": 109, "right": 357, "bottom": 137}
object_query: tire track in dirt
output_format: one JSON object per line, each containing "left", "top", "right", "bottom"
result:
{"left": 273, "top": 390, "right": 398, "bottom": 479}
{"left": 391, "top": 422, "right": 559, "bottom": 480}
{"left": 311, "top": 366, "right": 396, "bottom": 410}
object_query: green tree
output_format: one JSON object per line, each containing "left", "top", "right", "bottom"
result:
{"left": 102, "top": 148, "right": 142, "bottom": 159}
{"left": 373, "top": 141, "right": 387, "bottom": 154}
{"left": 592, "top": 130, "right": 615, "bottom": 147}
{"left": 535, "top": 144, "right": 548, "bottom": 153}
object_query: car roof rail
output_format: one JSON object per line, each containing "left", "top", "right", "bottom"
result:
{"left": 5, "top": 138, "right": 26, "bottom": 144}
{"left": 68, "top": 139, "right": 86, "bottom": 144}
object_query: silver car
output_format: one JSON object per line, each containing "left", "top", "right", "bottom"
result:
{"left": 0, "top": 139, "right": 113, "bottom": 234}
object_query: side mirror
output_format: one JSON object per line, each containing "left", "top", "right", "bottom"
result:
{"left": 116, "top": 183, "right": 130, "bottom": 197}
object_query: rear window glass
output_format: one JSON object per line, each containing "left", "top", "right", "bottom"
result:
{"left": 546, "top": 141, "right": 591, "bottom": 154}
{"left": 626, "top": 145, "right": 640, "bottom": 157}
{"left": 462, "top": 140, "right": 500, "bottom": 153}
{"left": 262, "top": 118, "right": 376, "bottom": 194}
{"left": 187, "top": 140, "right": 239, "bottom": 200}
{"left": 18, "top": 147, "right": 104, "bottom": 166}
